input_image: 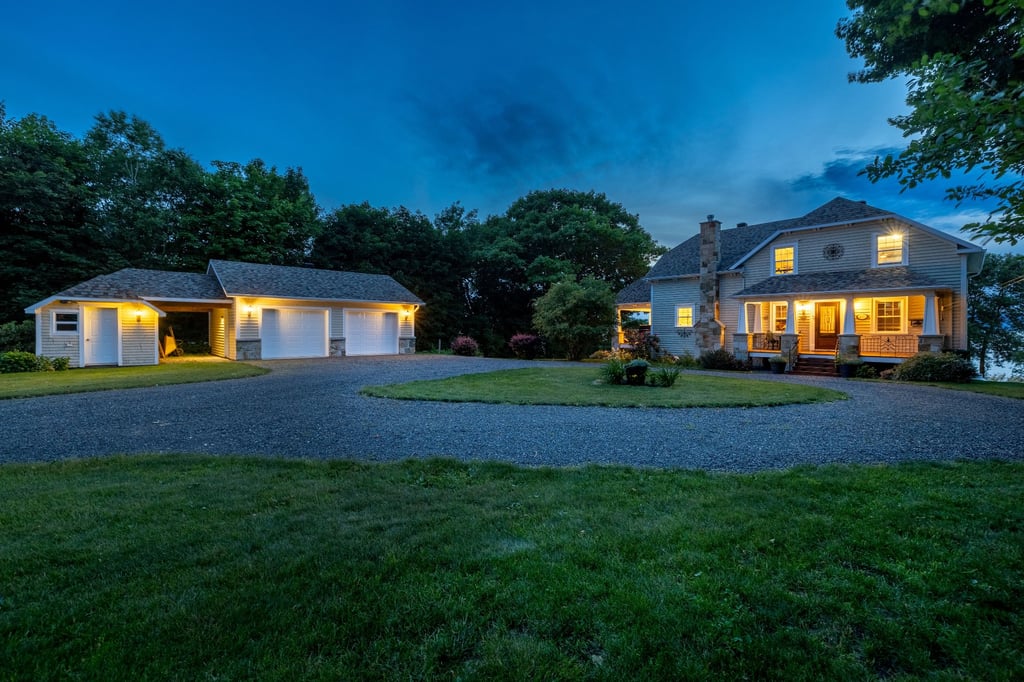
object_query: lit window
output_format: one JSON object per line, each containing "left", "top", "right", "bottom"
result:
{"left": 52, "top": 310, "right": 78, "bottom": 335}
{"left": 876, "top": 234, "right": 905, "bottom": 266}
{"left": 876, "top": 300, "right": 902, "bottom": 332}
{"left": 676, "top": 306, "right": 694, "bottom": 327}
{"left": 773, "top": 303, "right": 788, "bottom": 332}
{"left": 773, "top": 246, "right": 795, "bottom": 275}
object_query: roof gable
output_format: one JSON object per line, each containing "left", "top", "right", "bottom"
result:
{"left": 208, "top": 260, "right": 424, "bottom": 304}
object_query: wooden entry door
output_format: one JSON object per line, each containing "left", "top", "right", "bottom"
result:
{"left": 815, "top": 302, "right": 839, "bottom": 351}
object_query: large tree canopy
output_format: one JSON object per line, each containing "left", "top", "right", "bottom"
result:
{"left": 968, "top": 252, "right": 1024, "bottom": 377}
{"left": 838, "top": 0, "right": 1024, "bottom": 243}
{"left": 0, "top": 106, "right": 112, "bottom": 321}
{"left": 468, "top": 189, "right": 664, "bottom": 352}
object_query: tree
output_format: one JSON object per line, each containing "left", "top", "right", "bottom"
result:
{"left": 310, "top": 202, "right": 475, "bottom": 350}
{"left": 0, "top": 105, "right": 113, "bottom": 322}
{"left": 532, "top": 277, "right": 616, "bottom": 361}
{"left": 83, "top": 111, "right": 208, "bottom": 270}
{"left": 179, "top": 160, "right": 321, "bottom": 271}
{"left": 468, "top": 189, "right": 664, "bottom": 353}
{"left": 969, "top": 253, "right": 1024, "bottom": 376}
{"left": 837, "top": 0, "right": 1024, "bottom": 243}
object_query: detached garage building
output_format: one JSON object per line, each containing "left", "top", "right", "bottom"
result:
{"left": 24, "top": 260, "right": 424, "bottom": 367}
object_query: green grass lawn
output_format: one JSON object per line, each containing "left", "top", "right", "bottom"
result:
{"left": 929, "top": 379, "right": 1024, "bottom": 399}
{"left": 0, "top": 456, "right": 1020, "bottom": 680}
{"left": 362, "top": 366, "right": 846, "bottom": 407}
{"left": 0, "top": 361, "right": 268, "bottom": 399}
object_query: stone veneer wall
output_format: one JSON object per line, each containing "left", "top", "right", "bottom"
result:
{"left": 235, "top": 339, "right": 262, "bottom": 360}
{"left": 694, "top": 215, "right": 723, "bottom": 353}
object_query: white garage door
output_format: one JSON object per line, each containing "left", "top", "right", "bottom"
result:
{"left": 262, "top": 308, "right": 328, "bottom": 359}
{"left": 344, "top": 310, "right": 399, "bottom": 356}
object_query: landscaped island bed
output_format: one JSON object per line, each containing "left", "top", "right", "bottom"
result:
{"left": 2, "top": 455, "right": 1021, "bottom": 680}
{"left": 362, "top": 366, "right": 847, "bottom": 407}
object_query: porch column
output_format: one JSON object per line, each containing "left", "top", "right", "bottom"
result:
{"left": 733, "top": 302, "right": 750, "bottom": 361}
{"left": 922, "top": 292, "right": 938, "bottom": 335}
{"left": 918, "top": 291, "right": 945, "bottom": 352}
{"left": 838, "top": 296, "right": 861, "bottom": 359}
{"left": 780, "top": 299, "right": 799, "bottom": 369}
{"left": 752, "top": 303, "right": 763, "bottom": 333}
{"left": 842, "top": 297, "right": 856, "bottom": 335}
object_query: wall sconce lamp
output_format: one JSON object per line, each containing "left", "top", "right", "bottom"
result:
{"left": 245, "top": 305, "right": 254, "bottom": 319}
{"left": 136, "top": 312, "right": 142, "bottom": 323}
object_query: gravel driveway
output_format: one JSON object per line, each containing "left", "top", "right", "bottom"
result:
{"left": 1, "top": 355, "right": 1022, "bottom": 472}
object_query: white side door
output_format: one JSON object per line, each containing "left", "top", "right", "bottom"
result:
{"left": 85, "top": 308, "right": 119, "bottom": 365}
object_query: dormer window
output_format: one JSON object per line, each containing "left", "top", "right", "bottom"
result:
{"left": 772, "top": 245, "right": 796, "bottom": 275}
{"left": 875, "top": 233, "right": 906, "bottom": 266}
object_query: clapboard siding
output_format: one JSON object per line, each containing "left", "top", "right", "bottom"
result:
{"left": 36, "top": 304, "right": 81, "bottom": 366}
{"left": 120, "top": 307, "right": 157, "bottom": 366}
{"left": 210, "top": 309, "right": 227, "bottom": 357}
{"left": 651, "top": 277, "right": 700, "bottom": 356}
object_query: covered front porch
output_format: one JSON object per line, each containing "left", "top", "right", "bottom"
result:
{"left": 732, "top": 291, "right": 951, "bottom": 365}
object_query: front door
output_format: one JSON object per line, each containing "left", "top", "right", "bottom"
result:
{"left": 85, "top": 307, "right": 119, "bottom": 365}
{"left": 815, "top": 302, "right": 839, "bottom": 351}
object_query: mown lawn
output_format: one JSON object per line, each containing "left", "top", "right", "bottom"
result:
{"left": 0, "top": 361, "right": 268, "bottom": 399}
{"left": 1, "top": 456, "right": 1021, "bottom": 680}
{"left": 931, "top": 379, "right": 1024, "bottom": 400}
{"left": 362, "top": 366, "right": 846, "bottom": 407}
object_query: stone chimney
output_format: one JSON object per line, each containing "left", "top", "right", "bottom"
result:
{"left": 694, "top": 214, "right": 723, "bottom": 352}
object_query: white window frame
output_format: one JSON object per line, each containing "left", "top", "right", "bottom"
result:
{"left": 51, "top": 309, "right": 79, "bottom": 336}
{"left": 771, "top": 243, "right": 797, "bottom": 275}
{"left": 873, "top": 232, "right": 907, "bottom": 267}
{"left": 772, "top": 302, "right": 788, "bottom": 332}
{"left": 873, "top": 297, "right": 906, "bottom": 334}
{"left": 675, "top": 305, "right": 694, "bottom": 328}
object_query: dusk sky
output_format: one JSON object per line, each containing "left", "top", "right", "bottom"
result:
{"left": 3, "top": 0, "right": 1016, "bottom": 252}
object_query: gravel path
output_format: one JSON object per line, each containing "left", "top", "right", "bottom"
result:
{"left": 1, "top": 355, "right": 1022, "bottom": 472}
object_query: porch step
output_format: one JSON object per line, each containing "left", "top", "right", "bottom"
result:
{"left": 789, "top": 357, "right": 837, "bottom": 377}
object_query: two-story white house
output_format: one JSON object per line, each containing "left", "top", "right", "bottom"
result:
{"left": 616, "top": 197, "right": 986, "bottom": 371}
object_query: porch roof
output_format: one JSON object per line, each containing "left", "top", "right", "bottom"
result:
{"left": 733, "top": 266, "right": 945, "bottom": 298}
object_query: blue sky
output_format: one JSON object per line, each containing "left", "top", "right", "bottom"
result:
{"left": 2, "top": 0, "right": 1014, "bottom": 252}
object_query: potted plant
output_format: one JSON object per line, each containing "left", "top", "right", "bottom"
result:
{"left": 624, "top": 359, "right": 650, "bottom": 385}
{"left": 768, "top": 355, "right": 787, "bottom": 374}
{"left": 835, "top": 354, "right": 862, "bottom": 378}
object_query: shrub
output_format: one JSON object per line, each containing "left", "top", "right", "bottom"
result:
{"left": 51, "top": 356, "right": 71, "bottom": 371}
{"left": 589, "top": 350, "right": 615, "bottom": 361}
{"left": 0, "top": 351, "right": 44, "bottom": 374}
{"left": 674, "top": 351, "right": 699, "bottom": 369}
{"left": 508, "top": 333, "right": 544, "bottom": 360}
{"left": 647, "top": 366, "right": 681, "bottom": 388}
{"left": 855, "top": 364, "right": 878, "bottom": 379}
{"left": 891, "top": 352, "right": 976, "bottom": 383}
{"left": 0, "top": 320, "right": 35, "bottom": 353}
{"left": 450, "top": 336, "right": 480, "bottom": 357}
{"left": 698, "top": 348, "right": 745, "bottom": 371}
{"left": 600, "top": 358, "right": 626, "bottom": 385}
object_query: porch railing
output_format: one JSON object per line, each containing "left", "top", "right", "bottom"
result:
{"left": 750, "top": 333, "right": 781, "bottom": 352}
{"left": 860, "top": 334, "right": 918, "bottom": 358}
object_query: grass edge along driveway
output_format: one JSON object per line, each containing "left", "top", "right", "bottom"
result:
{"left": 362, "top": 366, "right": 847, "bottom": 408}
{"left": 0, "top": 455, "right": 1021, "bottom": 680}
{"left": 0, "top": 361, "right": 268, "bottom": 399}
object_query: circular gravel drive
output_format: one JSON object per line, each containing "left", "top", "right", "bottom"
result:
{"left": 1, "top": 355, "right": 1022, "bottom": 472}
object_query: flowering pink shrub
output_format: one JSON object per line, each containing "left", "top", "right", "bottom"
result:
{"left": 451, "top": 336, "right": 480, "bottom": 356}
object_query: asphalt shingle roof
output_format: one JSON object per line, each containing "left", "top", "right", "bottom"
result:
{"left": 208, "top": 260, "right": 424, "bottom": 304}
{"left": 645, "top": 197, "right": 893, "bottom": 280}
{"left": 734, "top": 267, "right": 943, "bottom": 297}
{"left": 55, "top": 269, "right": 227, "bottom": 300}
{"left": 616, "top": 278, "right": 650, "bottom": 305}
